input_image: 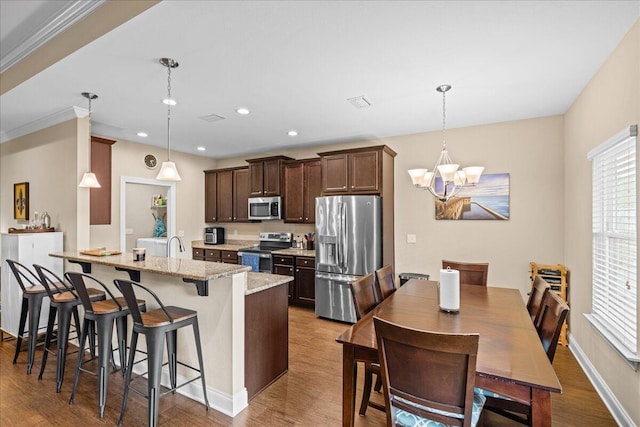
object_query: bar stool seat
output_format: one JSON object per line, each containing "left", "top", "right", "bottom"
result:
{"left": 115, "top": 279, "right": 209, "bottom": 427}
{"left": 33, "top": 264, "right": 106, "bottom": 393}
{"left": 65, "top": 272, "right": 146, "bottom": 419}
{"left": 6, "top": 259, "right": 60, "bottom": 374}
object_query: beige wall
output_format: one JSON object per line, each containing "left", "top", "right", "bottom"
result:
{"left": 0, "top": 118, "right": 86, "bottom": 251}
{"left": 564, "top": 20, "right": 640, "bottom": 425}
{"left": 89, "top": 138, "right": 216, "bottom": 251}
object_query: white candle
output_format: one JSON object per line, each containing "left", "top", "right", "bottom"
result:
{"left": 439, "top": 268, "right": 460, "bottom": 312}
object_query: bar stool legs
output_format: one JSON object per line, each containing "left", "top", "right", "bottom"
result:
{"left": 38, "top": 303, "right": 81, "bottom": 392}
{"left": 13, "top": 291, "right": 47, "bottom": 374}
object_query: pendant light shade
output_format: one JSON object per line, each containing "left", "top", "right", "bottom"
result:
{"left": 78, "top": 92, "right": 101, "bottom": 188}
{"left": 157, "top": 58, "right": 182, "bottom": 181}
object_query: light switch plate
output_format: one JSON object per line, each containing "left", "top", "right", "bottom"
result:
{"left": 125, "top": 228, "right": 133, "bottom": 235}
{"left": 407, "top": 234, "right": 417, "bottom": 244}
{"left": 178, "top": 230, "right": 185, "bottom": 237}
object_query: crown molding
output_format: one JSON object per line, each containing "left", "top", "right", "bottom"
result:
{"left": 0, "top": 0, "right": 107, "bottom": 73}
{"left": 0, "top": 106, "right": 86, "bottom": 143}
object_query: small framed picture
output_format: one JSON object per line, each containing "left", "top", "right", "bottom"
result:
{"left": 14, "top": 182, "right": 29, "bottom": 220}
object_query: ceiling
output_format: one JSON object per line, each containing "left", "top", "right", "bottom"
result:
{"left": 1, "top": 1, "right": 638, "bottom": 159}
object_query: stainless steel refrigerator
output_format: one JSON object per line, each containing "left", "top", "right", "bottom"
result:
{"left": 315, "top": 195, "right": 382, "bottom": 323}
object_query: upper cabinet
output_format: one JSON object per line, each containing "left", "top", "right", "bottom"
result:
{"left": 204, "top": 166, "right": 250, "bottom": 223}
{"left": 246, "top": 156, "right": 293, "bottom": 196}
{"left": 318, "top": 145, "right": 396, "bottom": 195}
{"left": 284, "top": 158, "right": 322, "bottom": 224}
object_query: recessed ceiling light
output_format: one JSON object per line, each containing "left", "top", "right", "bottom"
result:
{"left": 137, "top": 132, "right": 148, "bottom": 137}
{"left": 162, "top": 98, "right": 177, "bottom": 106}
{"left": 287, "top": 130, "right": 298, "bottom": 137}
{"left": 347, "top": 95, "right": 372, "bottom": 108}
{"left": 197, "top": 146, "right": 206, "bottom": 151}
{"left": 236, "top": 107, "right": 250, "bottom": 115}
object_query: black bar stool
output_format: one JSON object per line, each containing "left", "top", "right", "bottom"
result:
{"left": 114, "top": 279, "right": 210, "bottom": 427}
{"left": 65, "top": 272, "right": 146, "bottom": 418}
{"left": 33, "top": 264, "right": 106, "bottom": 392}
{"left": 6, "top": 259, "right": 57, "bottom": 374}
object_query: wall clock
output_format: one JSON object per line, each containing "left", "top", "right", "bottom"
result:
{"left": 144, "top": 154, "right": 157, "bottom": 169}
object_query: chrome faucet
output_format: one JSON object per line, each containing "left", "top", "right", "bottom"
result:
{"left": 167, "top": 235, "right": 185, "bottom": 258}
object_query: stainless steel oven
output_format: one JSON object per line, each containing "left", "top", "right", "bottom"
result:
{"left": 204, "top": 227, "right": 224, "bottom": 245}
{"left": 238, "top": 232, "right": 292, "bottom": 273}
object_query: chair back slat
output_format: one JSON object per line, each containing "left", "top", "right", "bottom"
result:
{"left": 114, "top": 279, "right": 173, "bottom": 327}
{"left": 33, "top": 264, "right": 75, "bottom": 299}
{"left": 442, "top": 260, "right": 489, "bottom": 286}
{"left": 6, "top": 259, "right": 41, "bottom": 292}
{"left": 536, "top": 291, "right": 569, "bottom": 362}
{"left": 527, "top": 276, "right": 551, "bottom": 326}
{"left": 374, "top": 317, "right": 479, "bottom": 427}
{"left": 65, "top": 272, "right": 120, "bottom": 313}
{"left": 349, "top": 273, "right": 379, "bottom": 320}
{"left": 375, "top": 265, "right": 396, "bottom": 301}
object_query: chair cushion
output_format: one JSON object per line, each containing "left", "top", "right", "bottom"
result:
{"left": 393, "top": 390, "right": 486, "bottom": 427}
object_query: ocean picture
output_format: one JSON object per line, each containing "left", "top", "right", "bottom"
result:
{"left": 435, "top": 173, "right": 510, "bottom": 220}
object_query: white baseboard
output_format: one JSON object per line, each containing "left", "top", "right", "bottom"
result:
{"left": 118, "top": 353, "right": 249, "bottom": 417}
{"left": 568, "top": 333, "right": 636, "bottom": 427}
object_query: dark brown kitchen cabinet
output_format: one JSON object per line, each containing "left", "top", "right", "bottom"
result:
{"left": 273, "top": 255, "right": 295, "bottom": 302}
{"left": 192, "top": 247, "right": 237, "bottom": 264}
{"left": 204, "top": 171, "right": 218, "bottom": 222}
{"left": 246, "top": 156, "right": 292, "bottom": 196}
{"left": 192, "top": 248, "right": 205, "bottom": 260}
{"left": 318, "top": 145, "right": 396, "bottom": 195}
{"left": 221, "top": 250, "right": 238, "bottom": 264}
{"left": 284, "top": 159, "right": 321, "bottom": 224}
{"left": 294, "top": 256, "right": 315, "bottom": 307}
{"left": 217, "top": 169, "right": 234, "bottom": 222}
{"left": 233, "top": 167, "right": 250, "bottom": 222}
{"left": 204, "top": 166, "right": 250, "bottom": 223}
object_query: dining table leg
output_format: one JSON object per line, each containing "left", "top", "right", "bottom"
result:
{"left": 342, "top": 345, "right": 357, "bottom": 427}
{"left": 531, "top": 388, "right": 552, "bottom": 427}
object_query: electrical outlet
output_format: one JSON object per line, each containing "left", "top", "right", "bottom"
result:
{"left": 178, "top": 230, "right": 185, "bottom": 237}
{"left": 125, "top": 228, "right": 133, "bottom": 235}
{"left": 407, "top": 234, "right": 417, "bottom": 244}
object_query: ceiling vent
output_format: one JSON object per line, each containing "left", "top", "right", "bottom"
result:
{"left": 198, "top": 113, "right": 225, "bottom": 122}
{"left": 347, "top": 96, "right": 372, "bottom": 109}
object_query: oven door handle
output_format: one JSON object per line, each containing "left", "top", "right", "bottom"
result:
{"left": 238, "top": 252, "right": 272, "bottom": 259}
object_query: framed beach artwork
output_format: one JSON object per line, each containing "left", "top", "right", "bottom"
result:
{"left": 435, "top": 173, "right": 510, "bottom": 220}
{"left": 14, "top": 182, "right": 30, "bottom": 220}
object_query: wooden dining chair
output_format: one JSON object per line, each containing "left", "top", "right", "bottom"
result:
{"left": 373, "top": 316, "right": 486, "bottom": 427}
{"left": 374, "top": 265, "right": 396, "bottom": 301}
{"left": 527, "top": 276, "right": 550, "bottom": 325}
{"left": 484, "top": 290, "right": 569, "bottom": 425}
{"left": 348, "top": 273, "right": 384, "bottom": 415}
{"left": 442, "top": 260, "right": 489, "bottom": 286}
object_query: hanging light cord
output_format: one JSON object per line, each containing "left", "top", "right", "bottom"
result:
{"left": 441, "top": 86, "right": 447, "bottom": 150}
{"left": 166, "top": 65, "right": 172, "bottom": 161}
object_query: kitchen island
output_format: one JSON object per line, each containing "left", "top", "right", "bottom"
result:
{"left": 50, "top": 252, "right": 292, "bottom": 417}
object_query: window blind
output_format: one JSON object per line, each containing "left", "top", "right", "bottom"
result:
{"left": 588, "top": 125, "right": 637, "bottom": 356}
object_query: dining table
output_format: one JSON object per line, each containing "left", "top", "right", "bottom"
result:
{"left": 335, "top": 279, "right": 562, "bottom": 427}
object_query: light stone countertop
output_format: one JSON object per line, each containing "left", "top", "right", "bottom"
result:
{"left": 272, "top": 248, "right": 315, "bottom": 257}
{"left": 50, "top": 252, "right": 251, "bottom": 281}
{"left": 191, "top": 240, "right": 256, "bottom": 251}
{"left": 245, "top": 272, "right": 293, "bottom": 296}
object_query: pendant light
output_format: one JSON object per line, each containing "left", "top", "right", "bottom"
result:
{"left": 78, "top": 92, "right": 101, "bottom": 188}
{"left": 156, "top": 57, "right": 182, "bottom": 181}
{"left": 408, "top": 84, "right": 483, "bottom": 202}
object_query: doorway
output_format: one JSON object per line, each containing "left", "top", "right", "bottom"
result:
{"left": 120, "top": 176, "right": 176, "bottom": 253}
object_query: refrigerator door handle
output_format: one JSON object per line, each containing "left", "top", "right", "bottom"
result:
{"left": 341, "top": 202, "right": 348, "bottom": 270}
{"left": 336, "top": 202, "right": 343, "bottom": 270}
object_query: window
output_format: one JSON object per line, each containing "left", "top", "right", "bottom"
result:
{"left": 586, "top": 125, "right": 638, "bottom": 369}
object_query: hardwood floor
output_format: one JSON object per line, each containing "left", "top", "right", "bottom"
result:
{"left": 0, "top": 306, "right": 616, "bottom": 426}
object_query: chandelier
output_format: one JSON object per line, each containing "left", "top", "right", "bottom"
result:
{"left": 78, "top": 92, "right": 101, "bottom": 188}
{"left": 156, "top": 57, "right": 182, "bottom": 181}
{"left": 408, "top": 85, "right": 483, "bottom": 202}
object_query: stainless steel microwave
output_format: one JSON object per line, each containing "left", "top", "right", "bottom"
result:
{"left": 248, "top": 196, "right": 281, "bottom": 220}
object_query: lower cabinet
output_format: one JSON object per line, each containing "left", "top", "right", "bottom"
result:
{"left": 192, "top": 248, "right": 237, "bottom": 264}
{"left": 273, "top": 255, "right": 315, "bottom": 307}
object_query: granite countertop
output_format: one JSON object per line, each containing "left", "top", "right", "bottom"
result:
{"left": 191, "top": 240, "right": 256, "bottom": 251}
{"left": 272, "top": 248, "right": 315, "bottom": 257}
{"left": 245, "top": 272, "right": 293, "bottom": 296}
{"left": 50, "top": 252, "right": 251, "bottom": 281}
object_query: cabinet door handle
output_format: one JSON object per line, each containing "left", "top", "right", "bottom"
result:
{"left": 290, "top": 267, "right": 293, "bottom": 272}
{"left": 296, "top": 269, "right": 299, "bottom": 272}
{"left": 305, "top": 217, "right": 308, "bottom": 221}
{"left": 228, "top": 217, "right": 232, "bottom": 220}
